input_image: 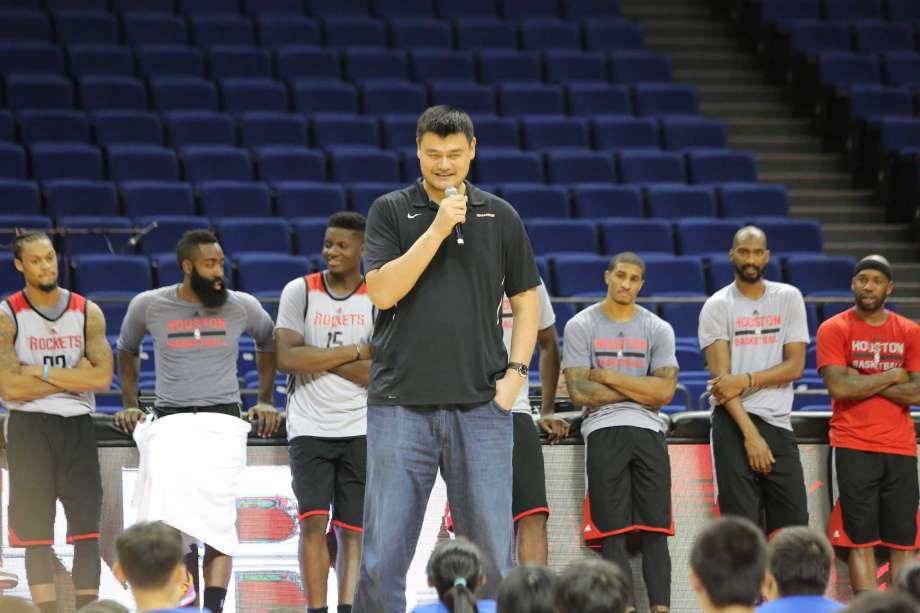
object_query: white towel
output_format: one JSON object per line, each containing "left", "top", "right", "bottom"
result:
{"left": 132, "top": 412, "right": 250, "bottom": 556}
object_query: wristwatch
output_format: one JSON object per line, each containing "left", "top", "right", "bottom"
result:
{"left": 507, "top": 362, "right": 529, "bottom": 377}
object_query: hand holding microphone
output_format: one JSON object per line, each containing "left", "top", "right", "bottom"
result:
{"left": 432, "top": 185, "right": 467, "bottom": 245}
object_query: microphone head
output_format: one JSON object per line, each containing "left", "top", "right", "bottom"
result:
{"left": 444, "top": 186, "right": 458, "bottom": 197}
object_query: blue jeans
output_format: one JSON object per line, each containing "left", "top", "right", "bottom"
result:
{"left": 352, "top": 401, "right": 514, "bottom": 613}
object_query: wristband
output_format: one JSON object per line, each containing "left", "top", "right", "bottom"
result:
{"left": 355, "top": 344, "right": 361, "bottom": 361}
{"left": 42, "top": 363, "right": 50, "bottom": 381}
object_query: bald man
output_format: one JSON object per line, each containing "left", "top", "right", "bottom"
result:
{"left": 817, "top": 255, "right": 920, "bottom": 593}
{"left": 698, "top": 226, "right": 810, "bottom": 534}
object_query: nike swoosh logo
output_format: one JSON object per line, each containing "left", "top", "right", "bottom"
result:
{"left": 407, "top": 212, "right": 422, "bottom": 218}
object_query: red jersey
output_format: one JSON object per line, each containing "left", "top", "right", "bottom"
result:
{"left": 816, "top": 307, "right": 920, "bottom": 456}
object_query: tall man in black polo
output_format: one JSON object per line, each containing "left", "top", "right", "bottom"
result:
{"left": 353, "top": 106, "right": 540, "bottom": 613}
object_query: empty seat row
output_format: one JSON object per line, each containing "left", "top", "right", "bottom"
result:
{"left": 0, "top": 11, "right": 640, "bottom": 50}
{"left": 746, "top": 0, "right": 920, "bottom": 37}
{"left": 0, "top": 75, "right": 695, "bottom": 116}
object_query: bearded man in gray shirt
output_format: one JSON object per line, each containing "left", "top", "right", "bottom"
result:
{"left": 563, "top": 252, "right": 679, "bottom": 613}
{"left": 699, "top": 226, "right": 809, "bottom": 535}
{"left": 113, "top": 229, "right": 280, "bottom": 613}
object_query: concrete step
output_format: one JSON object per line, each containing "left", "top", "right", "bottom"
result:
{"left": 673, "top": 68, "right": 766, "bottom": 85}
{"left": 895, "top": 281, "right": 920, "bottom": 295}
{"left": 670, "top": 52, "right": 756, "bottom": 70}
{"left": 725, "top": 118, "right": 814, "bottom": 137}
{"left": 789, "top": 189, "right": 877, "bottom": 208}
{"left": 825, "top": 241, "right": 918, "bottom": 263}
{"left": 790, "top": 205, "right": 883, "bottom": 224}
{"left": 701, "top": 101, "right": 795, "bottom": 118}
{"left": 642, "top": 21, "right": 734, "bottom": 37}
{"left": 761, "top": 171, "right": 854, "bottom": 190}
{"left": 892, "top": 263, "right": 920, "bottom": 284}
{"left": 696, "top": 85, "right": 787, "bottom": 104}
{"left": 756, "top": 153, "right": 844, "bottom": 173}
{"left": 822, "top": 223, "right": 913, "bottom": 244}
{"left": 728, "top": 136, "right": 821, "bottom": 153}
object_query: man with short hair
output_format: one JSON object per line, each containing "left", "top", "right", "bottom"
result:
{"left": 354, "top": 105, "right": 540, "bottom": 613}
{"left": 115, "top": 521, "right": 191, "bottom": 613}
{"left": 758, "top": 527, "right": 843, "bottom": 612}
{"left": 817, "top": 254, "right": 920, "bottom": 594}
{"left": 564, "top": 252, "right": 679, "bottom": 612}
{"left": 114, "top": 230, "right": 280, "bottom": 613}
{"left": 698, "top": 226, "right": 810, "bottom": 535}
{"left": 690, "top": 516, "right": 767, "bottom": 613}
{"left": 0, "top": 232, "right": 114, "bottom": 613}
{"left": 275, "top": 212, "right": 373, "bottom": 613}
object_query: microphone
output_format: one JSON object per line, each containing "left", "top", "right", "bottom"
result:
{"left": 127, "top": 221, "right": 159, "bottom": 248}
{"left": 444, "top": 186, "right": 464, "bottom": 246}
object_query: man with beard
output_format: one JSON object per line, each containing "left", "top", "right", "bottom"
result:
{"left": 564, "top": 252, "right": 678, "bottom": 612}
{"left": 0, "top": 232, "right": 113, "bottom": 613}
{"left": 698, "top": 226, "right": 810, "bottom": 535}
{"left": 113, "top": 229, "right": 280, "bottom": 613}
{"left": 817, "top": 255, "right": 920, "bottom": 594}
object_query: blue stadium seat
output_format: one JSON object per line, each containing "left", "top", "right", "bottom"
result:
{"left": 165, "top": 111, "right": 235, "bottom": 147}
{"left": 0, "top": 10, "right": 51, "bottom": 42}
{"left": 151, "top": 77, "right": 219, "bottom": 112}
{"left": 675, "top": 219, "right": 742, "bottom": 255}
{"left": 331, "top": 149, "right": 398, "bottom": 182}
{"left": 180, "top": 0, "right": 247, "bottom": 13}
{"left": 753, "top": 218, "right": 822, "bottom": 253}
{"left": 500, "top": 0, "right": 559, "bottom": 19}
{"left": 123, "top": 13, "right": 189, "bottom": 46}
{"left": 551, "top": 253, "right": 609, "bottom": 296}
{"left": 256, "top": 16, "right": 320, "bottom": 47}
{"left": 59, "top": 215, "right": 132, "bottom": 254}
{"left": 562, "top": 0, "right": 620, "bottom": 19}
{"left": 240, "top": 112, "right": 306, "bottom": 148}
{"left": 660, "top": 302, "right": 703, "bottom": 339}
{"left": 53, "top": 11, "right": 119, "bottom": 45}
{"left": 199, "top": 181, "right": 271, "bottom": 217}
{"left": 478, "top": 50, "right": 542, "bottom": 83}
{"left": 609, "top": 52, "right": 673, "bottom": 83}
{"left": 633, "top": 84, "right": 699, "bottom": 116}
{"left": 45, "top": 179, "right": 118, "bottom": 217}
{"left": 181, "top": 146, "right": 253, "bottom": 182}
{"left": 0, "top": 180, "right": 41, "bottom": 216}
{"left": 593, "top": 116, "right": 659, "bottom": 151}
{"left": 647, "top": 185, "right": 716, "bottom": 218}
{"left": 0, "top": 144, "right": 27, "bottom": 179}
{"left": 277, "top": 47, "right": 341, "bottom": 81}
{"left": 349, "top": 182, "right": 403, "bottom": 215}
{"left": 883, "top": 53, "right": 920, "bottom": 88}
{"left": 221, "top": 78, "right": 289, "bottom": 113}
{"left": 519, "top": 19, "right": 580, "bottom": 51}
{"left": 469, "top": 115, "right": 519, "bottom": 149}
{"left": 108, "top": 145, "right": 179, "bottom": 181}
{"left": 390, "top": 18, "right": 451, "bottom": 49}
{"left": 708, "top": 258, "right": 782, "bottom": 291}
{"left": 429, "top": 82, "right": 496, "bottom": 115}
{"left": 583, "top": 20, "right": 645, "bottom": 51}
{"left": 546, "top": 150, "right": 615, "bottom": 184}
{"left": 324, "top": 17, "right": 388, "bottom": 49}
{"left": 95, "top": 111, "right": 163, "bottom": 147}
{"left": 152, "top": 252, "right": 232, "bottom": 288}
{"left": 136, "top": 45, "right": 205, "bottom": 80}
{"left": 544, "top": 50, "right": 606, "bottom": 83}
{"left": 0, "top": 42, "right": 64, "bottom": 75}
{"left": 499, "top": 83, "right": 565, "bottom": 116}
{"left": 68, "top": 44, "right": 134, "bottom": 77}
{"left": 675, "top": 345, "right": 705, "bottom": 372}
{"left": 312, "top": 113, "right": 378, "bottom": 148}
{"left": 235, "top": 253, "right": 310, "bottom": 296}
{"left": 687, "top": 150, "right": 758, "bottom": 184}
{"left": 816, "top": 52, "right": 882, "bottom": 92}
{"left": 522, "top": 117, "right": 589, "bottom": 150}
{"left": 277, "top": 182, "right": 347, "bottom": 218}
{"left": 190, "top": 15, "right": 256, "bottom": 47}
{"left": 71, "top": 254, "right": 152, "bottom": 296}
{"left": 0, "top": 215, "right": 51, "bottom": 234}
{"left": 216, "top": 217, "right": 291, "bottom": 255}
{"left": 79, "top": 77, "right": 147, "bottom": 112}
{"left": 122, "top": 182, "right": 196, "bottom": 218}
{"left": 852, "top": 22, "right": 914, "bottom": 54}
{"left": 0, "top": 111, "right": 10, "bottom": 142}
{"left": 344, "top": 49, "right": 409, "bottom": 83}
{"left": 435, "top": 0, "right": 498, "bottom": 18}
{"left": 600, "top": 219, "right": 673, "bottom": 254}
{"left": 499, "top": 183, "right": 569, "bottom": 218}
{"left": 361, "top": 82, "right": 427, "bottom": 115}
{"left": 660, "top": 117, "right": 727, "bottom": 151}
{"left": 135, "top": 215, "right": 209, "bottom": 255}
{"left": 412, "top": 50, "right": 476, "bottom": 82}
{"left": 640, "top": 255, "right": 706, "bottom": 296}
{"left": 786, "top": 255, "right": 855, "bottom": 295}
{"left": 379, "top": 114, "right": 418, "bottom": 149}
{"left": 208, "top": 46, "right": 272, "bottom": 79}
{"left": 19, "top": 111, "right": 89, "bottom": 145}
{"left": 31, "top": 144, "right": 102, "bottom": 180}
{"left": 572, "top": 184, "right": 643, "bottom": 218}
{"left": 475, "top": 150, "right": 543, "bottom": 183}
{"left": 49, "top": 0, "right": 109, "bottom": 14}
{"left": 293, "top": 81, "right": 359, "bottom": 115}
{"left": 255, "top": 146, "right": 325, "bottom": 181}
{"left": 6, "top": 75, "right": 74, "bottom": 110}
{"left": 455, "top": 18, "right": 517, "bottom": 51}
{"left": 787, "top": 22, "right": 851, "bottom": 56}
{"left": 309, "top": 0, "right": 370, "bottom": 17}
{"left": 526, "top": 219, "right": 598, "bottom": 255}
{"left": 617, "top": 151, "right": 684, "bottom": 184}
{"left": 292, "top": 217, "right": 328, "bottom": 255}
{"left": 373, "top": 0, "right": 434, "bottom": 18}
{"left": 247, "top": 0, "right": 308, "bottom": 16}
{"left": 822, "top": 0, "right": 883, "bottom": 20}
{"left": 718, "top": 184, "right": 789, "bottom": 218}
{"left": 567, "top": 84, "right": 632, "bottom": 116}
{"left": 885, "top": 0, "right": 920, "bottom": 20}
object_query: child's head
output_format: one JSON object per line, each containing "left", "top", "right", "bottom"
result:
{"left": 427, "top": 538, "right": 486, "bottom": 613}
{"left": 497, "top": 565, "right": 556, "bottom": 613}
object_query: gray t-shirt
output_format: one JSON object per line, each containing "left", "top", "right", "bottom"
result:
{"left": 698, "top": 280, "right": 810, "bottom": 430}
{"left": 563, "top": 303, "right": 678, "bottom": 438}
{"left": 117, "top": 285, "right": 275, "bottom": 408}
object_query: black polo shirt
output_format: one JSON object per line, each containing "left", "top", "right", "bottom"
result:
{"left": 364, "top": 179, "right": 540, "bottom": 406}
